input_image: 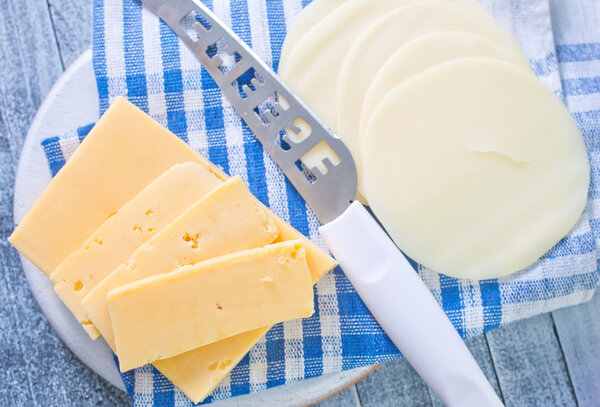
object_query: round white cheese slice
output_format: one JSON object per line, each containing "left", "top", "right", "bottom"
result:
{"left": 361, "top": 58, "right": 589, "bottom": 280}
{"left": 278, "top": 0, "right": 419, "bottom": 131}
{"left": 337, "top": 1, "right": 529, "bottom": 191}
{"left": 360, "top": 31, "right": 532, "bottom": 145}
{"left": 279, "top": 0, "right": 347, "bottom": 73}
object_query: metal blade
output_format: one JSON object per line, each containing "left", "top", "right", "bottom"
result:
{"left": 141, "top": 0, "right": 357, "bottom": 223}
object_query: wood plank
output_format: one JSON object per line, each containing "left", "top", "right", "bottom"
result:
{"left": 486, "top": 314, "right": 577, "bottom": 406}
{"left": 316, "top": 384, "right": 362, "bottom": 407}
{"left": 427, "top": 335, "right": 504, "bottom": 406}
{"left": 47, "top": 0, "right": 93, "bottom": 67}
{"left": 0, "top": 0, "right": 128, "bottom": 405}
{"left": 352, "top": 333, "right": 502, "bottom": 406}
{"left": 553, "top": 292, "right": 600, "bottom": 407}
{"left": 356, "top": 358, "right": 432, "bottom": 406}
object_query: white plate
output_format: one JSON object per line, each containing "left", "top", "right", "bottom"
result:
{"left": 13, "top": 50, "right": 375, "bottom": 406}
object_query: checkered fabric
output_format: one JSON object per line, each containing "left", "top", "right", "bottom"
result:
{"left": 40, "top": 0, "right": 599, "bottom": 405}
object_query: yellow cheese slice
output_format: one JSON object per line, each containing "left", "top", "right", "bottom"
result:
{"left": 152, "top": 252, "right": 325, "bottom": 403}
{"left": 82, "top": 176, "right": 279, "bottom": 350}
{"left": 110, "top": 241, "right": 314, "bottom": 372}
{"left": 8, "top": 97, "right": 216, "bottom": 275}
{"left": 49, "top": 162, "right": 223, "bottom": 339}
{"left": 362, "top": 58, "right": 590, "bottom": 279}
{"left": 9, "top": 97, "right": 335, "bottom": 281}
{"left": 10, "top": 97, "right": 336, "bottom": 401}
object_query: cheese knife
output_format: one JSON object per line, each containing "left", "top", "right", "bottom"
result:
{"left": 141, "top": 0, "right": 503, "bottom": 405}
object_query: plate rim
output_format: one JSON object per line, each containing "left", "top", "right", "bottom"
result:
{"left": 13, "top": 49, "right": 377, "bottom": 405}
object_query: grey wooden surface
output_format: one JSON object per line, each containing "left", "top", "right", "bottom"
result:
{"left": 0, "top": 1, "right": 598, "bottom": 406}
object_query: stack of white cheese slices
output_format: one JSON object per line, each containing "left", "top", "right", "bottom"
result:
{"left": 9, "top": 98, "right": 338, "bottom": 404}
{"left": 280, "top": 0, "right": 590, "bottom": 281}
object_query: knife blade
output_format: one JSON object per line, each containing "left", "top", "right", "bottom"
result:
{"left": 141, "top": 1, "right": 503, "bottom": 406}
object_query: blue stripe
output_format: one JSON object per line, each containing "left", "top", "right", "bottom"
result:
{"left": 198, "top": 0, "right": 229, "bottom": 173}
{"left": 152, "top": 367, "right": 175, "bottom": 405}
{"left": 123, "top": 0, "right": 148, "bottom": 112}
{"left": 77, "top": 123, "right": 95, "bottom": 142}
{"left": 41, "top": 136, "right": 66, "bottom": 176}
{"left": 501, "top": 272, "right": 600, "bottom": 304}
{"left": 557, "top": 43, "right": 600, "bottom": 63}
{"left": 228, "top": 353, "right": 251, "bottom": 399}
{"left": 562, "top": 76, "right": 600, "bottom": 96}
{"left": 92, "top": 0, "right": 109, "bottom": 112}
{"left": 439, "top": 275, "right": 465, "bottom": 337}
{"left": 265, "top": 323, "right": 285, "bottom": 387}
{"left": 529, "top": 52, "right": 558, "bottom": 77}
{"left": 301, "top": 0, "right": 313, "bottom": 8}
{"left": 302, "top": 286, "right": 323, "bottom": 378}
{"left": 159, "top": 22, "right": 189, "bottom": 142}
{"left": 231, "top": 0, "right": 270, "bottom": 206}
{"left": 543, "top": 231, "right": 597, "bottom": 259}
{"left": 265, "top": 0, "right": 286, "bottom": 71}
{"left": 480, "top": 279, "right": 502, "bottom": 331}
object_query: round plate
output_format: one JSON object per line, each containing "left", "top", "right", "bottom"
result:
{"left": 13, "top": 50, "right": 375, "bottom": 405}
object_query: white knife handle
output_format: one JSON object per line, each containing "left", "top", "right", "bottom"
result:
{"left": 319, "top": 202, "right": 503, "bottom": 407}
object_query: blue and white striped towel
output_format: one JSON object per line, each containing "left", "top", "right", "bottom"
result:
{"left": 40, "top": 0, "right": 600, "bottom": 405}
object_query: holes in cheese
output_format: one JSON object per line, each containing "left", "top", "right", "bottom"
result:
{"left": 10, "top": 97, "right": 337, "bottom": 402}
{"left": 49, "top": 162, "right": 222, "bottom": 340}
{"left": 361, "top": 58, "right": 589, "bottom": 279}
{"left": 109, "top": 240, "right": 314, "bottom": 373}
{"left": 8, "top": 98, "right": 220, "bottom": 275}
{"left": 82, "top": 176, "right": 280, "bottom": 350}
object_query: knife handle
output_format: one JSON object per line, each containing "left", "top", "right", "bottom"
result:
{"left": 319, "top": 201, "right": 503, "bottom": 407}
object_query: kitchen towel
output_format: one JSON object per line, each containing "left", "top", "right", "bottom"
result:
{"left": 40, "top": 0, "right": 600, "bottom": 405}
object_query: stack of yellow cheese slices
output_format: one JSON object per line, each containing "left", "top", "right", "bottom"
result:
{"left": 9, "top": 97, "right": 338, "bottom": 403}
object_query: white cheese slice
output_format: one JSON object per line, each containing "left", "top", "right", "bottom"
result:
{"left": 279, "top": 0, "right": 346, "bottom": 74}
{"left": 279, "top": 0, "right": 418, "bottom": 131}
{"left": 361, "top": 58, "right": 589, "bottom": 279}
{"left": 337, "top": 1, "right": 530, "bottom": 195}
{"left": 360, "top": 31, "right": 532, "bottom": 150}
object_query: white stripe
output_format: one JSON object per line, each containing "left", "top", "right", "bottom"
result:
{"left": 566, "top": 92, "right": 600, "bottom": 112}
{"left": 104, "top": 0, "right": 127, "bottom": 99}
{"left": 317, "top": 272, "right": 343, "bottom": 374}
{"left": 281, "top": 0, "right": 303, "bottom": 32}
{"left": 133, "top": 365, "right": 154, "bottom": 406}
{"left": 210, "top": 373, "right": 232, "bottom": 401}
{"left": 461, "top": 279, "right": 484, "bottom": 337}
{"left": 248, "top": 335, "right": 268, "bottom": 392}
{"left": 247, "top": 0, "right": 272, "bottom": 64}
{"left": 560, "top": 60, "right": 600, "bottom": 79}
{"left": 58, "top": 133, "right": 81, "bottom": 162}
{"left": 501, "top": 288, "right": 595, "bottom": 325}
{"left": 173, "top": 389, "right": 193, "bottom": 407}
{"left": 142, "top": 8, "right": 168, "bottom": 125}
{"left": 283, "top": 318, "right": 305, "bottom": 382}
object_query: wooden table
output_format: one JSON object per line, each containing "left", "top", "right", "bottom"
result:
{"left": 1, "top": 1, "right": 598, "bottom": 405}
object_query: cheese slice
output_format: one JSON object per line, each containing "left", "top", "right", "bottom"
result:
{"left": 359, "top": 31, "right": 532, "bottom": 148}
{"left": 278, "top": 0, "right": 347, "bottom": 76}
{"left": 110, "top": 241, "right": 314, "bottom": 372}
{"left": 362, "top": 58, "right": 590, "bottom": 279}
{"left": 11, "top": 97, "right": 337, "bottom": 401}
{"left": 8, "top": 97, "right": 215, "bottom": 275}
{"left": 9, "top": 97, "right": 335, "bottom": 282}
{"left": 50, "top": 162, "right": 222, "bottom": 339}
{"left": 82, "top": 176, "right": 279, "bottom": 350}
{"left": 336, "top": 1, "right": 529, "bottom": 197}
